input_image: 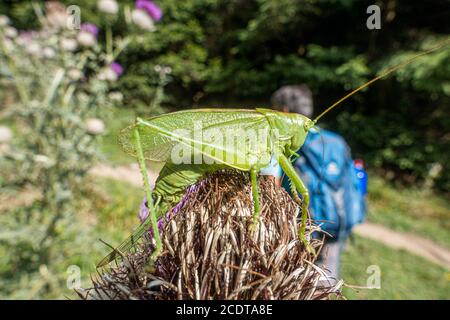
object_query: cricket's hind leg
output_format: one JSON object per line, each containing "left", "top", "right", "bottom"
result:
{"left": 277, "top": 153, "right": 315, "bottom": 255}
{"left": 133, "top": 124, "right": 162, "bottom": 266}
{"left": 250, "top": 168, "right": 261, "bottom": 230}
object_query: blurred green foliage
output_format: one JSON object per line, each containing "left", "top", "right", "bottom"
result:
{"left": 2, "top": 0, "right": 449, "bottom": 189}
{"left": 0, "top": 2, "right": 140, "bottom": 298}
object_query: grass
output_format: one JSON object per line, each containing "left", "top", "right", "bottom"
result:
{"left": 341, "top": 235, "right": 450, "bottom": 300}
{"left": 366, "top": 174, "right": 450, "bottom": 248}
{"left": 343, "top": 174, "right": 450, "bottom": 299}
{"left": 68, "top": 178, "right": 144, "bottom": 299}
{"left": 66, "top": 178, "right": 144, "bottom": 299}
{"left": 0, "top": 177, "right": 143, "bottom": 299}
{"left": 65, "top": 178, "right": 143, "bottom": 299}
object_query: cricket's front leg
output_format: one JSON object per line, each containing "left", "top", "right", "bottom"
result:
{"left": 277, "top": 153, "right": 314, "bottom": 254}
{"left": 250, "top": 168, "right": 261, "bottom": 229}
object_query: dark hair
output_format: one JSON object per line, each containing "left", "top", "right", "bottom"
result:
{"left": 271, "top": 84, "right": 314, "bottom": 118}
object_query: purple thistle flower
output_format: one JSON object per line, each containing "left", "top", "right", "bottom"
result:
{"left": 138, "top": 179, "right": 205, "bottom": 237}
{"left": 171, "top": 182, "right": 201, "bottom": 214}
{"left": 110, "top": 62, "right": 124, "bottom": 76}
{"left": 81, "top": 22, "right": 99, "bottom": 37}
{"left": 19, "top": 30, "right": 37, "bottom": 41}
{"left": 135, "top": 0, "right": 162, "bottom": 21}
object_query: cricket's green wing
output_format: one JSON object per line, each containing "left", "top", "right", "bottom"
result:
{"left": 119, "top": 109, "right": 273, "bottom": 170}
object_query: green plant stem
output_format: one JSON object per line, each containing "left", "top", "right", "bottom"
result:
{"left": 62, "top": 84, "right": 76, "bottom": 107}
{"left": 106, "top": 25, "right": 113, "bottom": 61}
{"left": 44, "top": 69, "right": 65, "bottom": 106}
{"left": 31, "top": 1, "right": 46, "bottom": 26}
{"left": 112, "top": 39, "right": 130, "bottom": 60}
{"left": 150, "top": 84, "right": 163, "bottom": 110}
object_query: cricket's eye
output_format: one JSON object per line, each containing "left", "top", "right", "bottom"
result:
{"left": 304, "top": 119, "right": 314, "bottom": 131}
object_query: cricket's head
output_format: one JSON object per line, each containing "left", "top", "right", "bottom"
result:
{"left": 286, "top": 113, "right": 314, "bottom": 153}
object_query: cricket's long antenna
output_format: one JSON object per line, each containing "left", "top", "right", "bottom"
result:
{"left": 313, "top": 39, "right": 450, "bottom": 123}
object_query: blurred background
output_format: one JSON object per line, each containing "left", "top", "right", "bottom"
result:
{"left": 0, "top": 0, "right": 448, "bottom": 299}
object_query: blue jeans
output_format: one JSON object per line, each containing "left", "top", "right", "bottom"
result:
{"left": 316, "top": 237, "right": 346, "bottom": 285}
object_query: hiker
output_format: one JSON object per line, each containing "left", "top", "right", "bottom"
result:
{"left": 264, "top": 84, "right": 367, "bottom": 283}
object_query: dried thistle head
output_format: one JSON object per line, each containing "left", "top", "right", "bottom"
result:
{"left": 83, "top": 171, "right": 343, "bottom": 300}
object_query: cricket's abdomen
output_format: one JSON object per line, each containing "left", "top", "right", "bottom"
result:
{"left": 153, "top": 163, "right": 227, "bottom": 219}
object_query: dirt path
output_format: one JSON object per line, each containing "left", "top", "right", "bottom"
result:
{"left": 91, "top": 163, "right": 145, "bottom": 187}
{"left": 90, "top": 163, "right": 161, "bottom": 187}
{"left": 353, "top": 222, "right": 450, "bottom": 269}
{"left": 91, "top": 164, "right": 450, "bottom": 270}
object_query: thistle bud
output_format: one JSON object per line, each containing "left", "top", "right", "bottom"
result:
{"left": 60, "top": 38, "right": 78, "bottom": 51}
{"left": 97, "top": 0, "right": 119, "bottom": 15}
{"left": 0, "top": 126, "right": 13, "bottom": 143}
{"left": 131, "top": 9, "right": 155, "bottom": 32}
{"left": 86, "top": 118, "right": 105, "bottom": 135}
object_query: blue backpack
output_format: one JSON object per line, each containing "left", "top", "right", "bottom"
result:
{"left": 281, "top": 128, "right": 367, "bottom": 239}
